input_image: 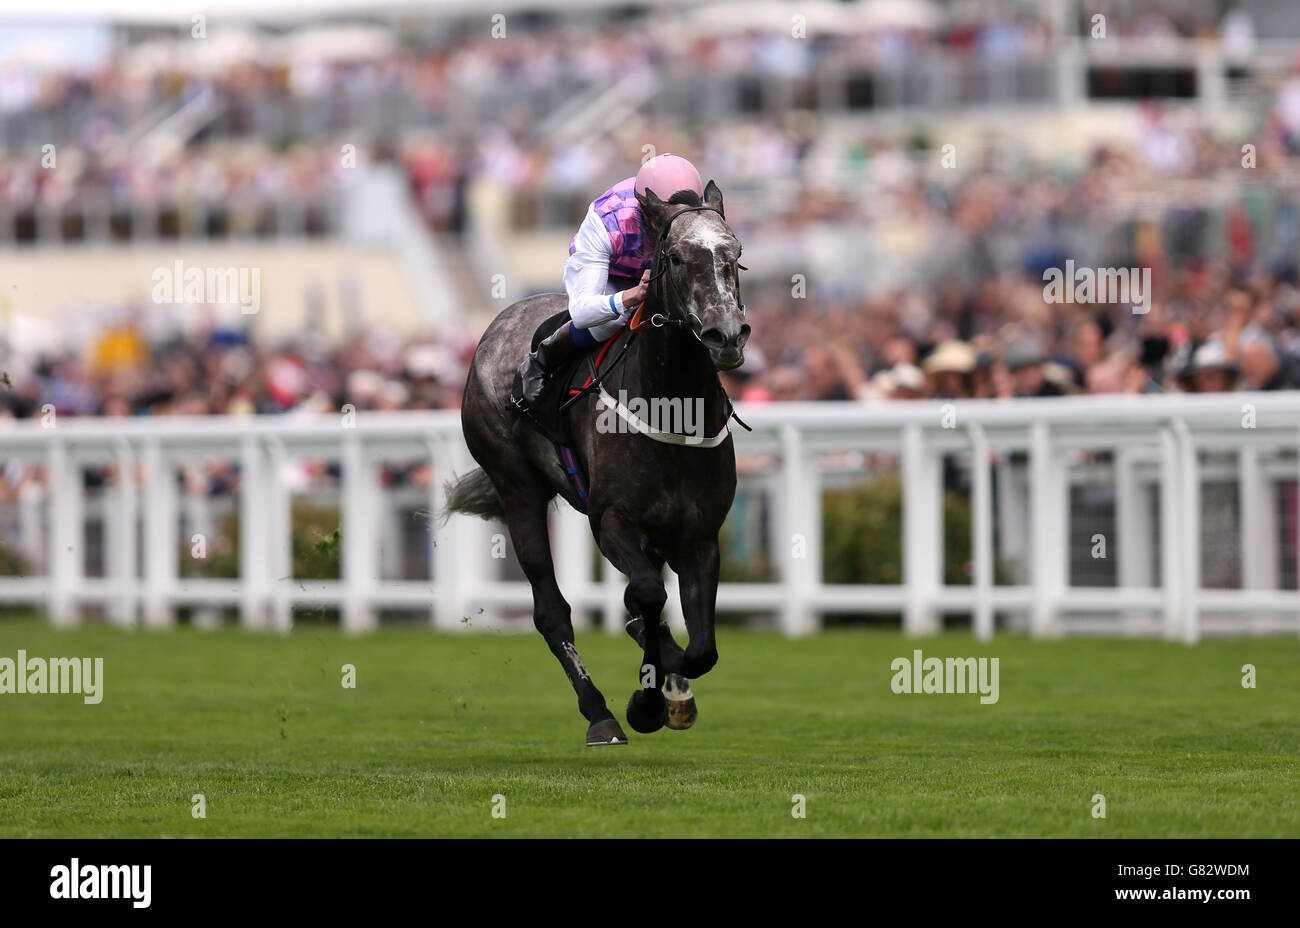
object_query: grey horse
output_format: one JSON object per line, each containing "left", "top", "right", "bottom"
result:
{"left": 444, "top": 182, "right": 749, "bottom": 746}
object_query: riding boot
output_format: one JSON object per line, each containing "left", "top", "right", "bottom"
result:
{"left": 515, "top": 323, "right": 583, "bottom": 410}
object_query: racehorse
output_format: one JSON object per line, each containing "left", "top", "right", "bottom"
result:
{"left": 444, "top": 181, "right": 749, "bottom": 745}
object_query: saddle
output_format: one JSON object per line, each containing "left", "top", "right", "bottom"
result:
{"left": 510, "top": 311, "right": 629, "bottom": 502}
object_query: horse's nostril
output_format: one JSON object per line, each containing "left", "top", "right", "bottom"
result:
{"left": 701, "top": 329, "right": 726, "bottom": 348}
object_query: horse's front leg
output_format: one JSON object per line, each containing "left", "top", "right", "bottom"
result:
{"left": 649, "top": 536, "right": 720, "bottom": 731}
{"left": 669, "top": 537, "right": 720, "bottom": 679}
{"left": 594, "top": 508, "right": 670, "bottom": 734}
{"left": 622, "top": 549, "right": 688, "bottom": 674}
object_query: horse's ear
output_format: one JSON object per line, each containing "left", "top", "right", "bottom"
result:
{"left": 703, "top": 180, "right": 724, "bottom": 218}
{"left": 636, "top": 187, "right": 673, "bottom": 241}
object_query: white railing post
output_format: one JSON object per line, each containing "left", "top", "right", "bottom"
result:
{"left": 432, "top": 434, "right": 498, "bottom": 632}
{"left": 1173, "top": 419, "right": 1200, "bottom": 645}
{"left": 1115, "top": 444, "right": 1155, "bottom": 633}
{"left": 45, "top": 437, "right": 80, "bottom": 627}
{"left": 1029, "top": 421, "right": 1065, "bottom": 637}
{"left": 430, "top": 434, "right": 458, "bottom": 630}
{"left": 379, "top": 489, "right": 404, "bottom": 582}
{"left": 180, "top": 461, "right": 220, "bottom": 629}
{"left": 1239, "top": 447, "right": 1278, "bottom": 592}
{"left": 779, "top": 423, "right": 819, "bottom": 636}
{"left": 459, "top": 514, "right": 501, "bottom": 630}
{"left": 426, "top": 435, "right": 445, "bottom": 629}
{"left": 902, "top": 423, "right": 941, "bottom": 635}
{"left": 802, "top": 445, "right": 823, "bottom": 635}
{"left": 1115, "top": 446, "right": 1154, "bottom": 589}
{"left": 1159, "top": 428, "right": 1183, "bottom": 640}
{"left": 142, "top": 438, "right": 176, "bottom": 628}
{"left": 238, "top": 435, "right": 268, "bottom": 629}
{"left": 967, "top": 423, "right": 994, "bottom": 641}
{"left": 996, "top": 457, "right": 1028, "bottom": 584}
{"left": 265, "top": 437, "right": 293, "bottom": 634}
{"left": 17, "top": 479, "right": 44, "bottom": 572}
{"left": 341, "top": 431, "right": 377, "bottom": 634}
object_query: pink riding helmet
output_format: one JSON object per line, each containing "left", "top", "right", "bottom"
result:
{"left": 635, "top": 154, "right": 703, "bottom": 201}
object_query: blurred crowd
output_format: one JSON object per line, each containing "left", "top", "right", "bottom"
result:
{"left": 712, "top": 90, "right": 1300, "bottom": 403}
{"left": 722, "top": 276, "right": 1300, "bottom": 404}
{"left": 0, "top": 311, "right": 474, "bottom": 420}
{"left": 0, "top": 4, "right": 1057, "bottom": 128}
{"left": 4, "top": 257, "right": 1299, "bottom": 430}
{"left": 0, "top": 138, "right": 346, "bottom": 225}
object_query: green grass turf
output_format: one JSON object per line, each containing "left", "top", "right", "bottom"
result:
{"left": 0, "top": 616, "right": 1296, "bottom": 837}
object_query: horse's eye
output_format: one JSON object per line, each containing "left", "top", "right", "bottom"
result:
{"left": 669, "top": 253, "right": 683, "bottom": 266}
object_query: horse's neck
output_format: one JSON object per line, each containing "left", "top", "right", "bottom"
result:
{"left": 628, "top": 314, "right": 721, "bottom": 408}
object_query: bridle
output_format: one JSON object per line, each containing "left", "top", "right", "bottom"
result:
{"left": 631, "top": 204, "right": 746, "bottom": 335}
{"left": 559, "top": 200, "right": 753, "bottom": 434}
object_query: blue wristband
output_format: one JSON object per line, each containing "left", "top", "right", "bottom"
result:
{"left": 609, "top": 293, "right": 621, "bottom": 315}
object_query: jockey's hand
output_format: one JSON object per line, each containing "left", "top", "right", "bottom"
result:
{"left": 620, "top": 269, "right": 651, "bottom": 312}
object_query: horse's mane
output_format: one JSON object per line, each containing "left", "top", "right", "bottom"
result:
{"left": 640, "top": 189, "right": 706, "bottom": 259}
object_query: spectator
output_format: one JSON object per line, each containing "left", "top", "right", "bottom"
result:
{"left": 922, "top": 340, "right": 976, "bottom": 399}
{"left": 1005, "top": 338, "right": 1066, "bottom": 398}
{"left": 1236, "top": 327, "right": 1300, "bottom": 390}
{"left": 1187, "top": 340, "right": 1236, "bottom": 393}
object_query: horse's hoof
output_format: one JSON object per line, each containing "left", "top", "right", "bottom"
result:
{"left": 625, "top": 687, "right": 668, "bottom": 734}
{"left": 663, "top": 673, "right": 698, "bottom": 730}
{"left": 624, "top": 617, "right": 645, "bottom": 647}
{"left": 586, "top": 718, "right": 628, "bottom": 746}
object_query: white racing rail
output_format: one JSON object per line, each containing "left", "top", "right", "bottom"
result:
{"left": 0, "top": 393, "right": 1297, "bottom": 640}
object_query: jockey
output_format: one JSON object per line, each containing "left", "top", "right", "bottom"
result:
{"left": 514, "top": 153, "right": 705, "bottom": 410}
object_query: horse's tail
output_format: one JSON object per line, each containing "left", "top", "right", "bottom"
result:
{"left": 441, "top": 468, "right": 504, "bottom": 523}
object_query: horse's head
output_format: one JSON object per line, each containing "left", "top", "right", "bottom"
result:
{"left": 638, "top": 180, "right": 750, "bottom": 372}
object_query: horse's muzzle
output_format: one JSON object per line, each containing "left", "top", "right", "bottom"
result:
{"left": 701, "top": 322, "right": 750, "bottom": 372}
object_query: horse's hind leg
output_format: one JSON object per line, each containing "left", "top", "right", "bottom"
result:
{"left": 501, "top": 493, "right": 625, "bottom": 746}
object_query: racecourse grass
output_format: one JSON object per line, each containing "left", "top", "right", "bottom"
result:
{"left": 0, "top": 616, "right": 1297, "bottom": 837}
